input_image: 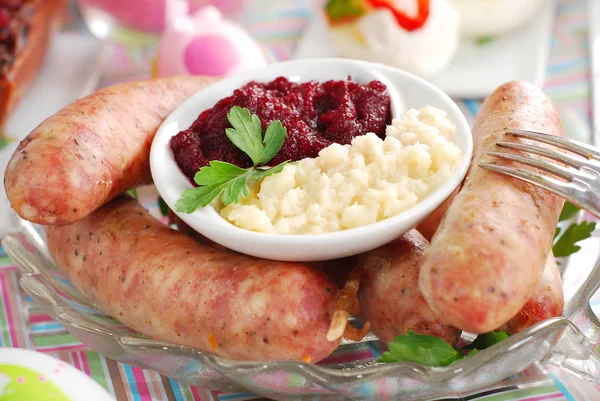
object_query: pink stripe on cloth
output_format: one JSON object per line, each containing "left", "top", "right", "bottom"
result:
{"left": 131, "top": 367, "right": 153, "bottom": 399}
{"left": 29, "top": 314, "right": 55, "bottom": 324}
{"left": 189, "top": 385, "right": 203, "bottom": 401}
{"left": 0, "top": 274, "right": 18, "bottom": 347}
{"left": 545, "top": 72, "right": 590, "bottom": 88}
{"left": 71, "top": 351, "right": 81, "bottom": 371}
{"left": 79, "top": 351, "right": 92, "bottom": 377}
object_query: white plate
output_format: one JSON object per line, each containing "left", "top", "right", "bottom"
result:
{"left": 293, "top": 1, "right": 557, "bottom": 98}
{"left": 0, "top": 348, "right": 115, "bottom": 401}
{"left": 0, "top": 32, "right": 110, "bottom": 236}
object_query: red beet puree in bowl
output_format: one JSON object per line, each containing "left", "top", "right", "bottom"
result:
{"left": 170, "top": 77, "right": 391, "bottom": 179}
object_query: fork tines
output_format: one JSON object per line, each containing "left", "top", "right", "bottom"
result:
{"left": 504, "top": 129, "right": 600, "bottom": 161}
{"left": 477, "top": 128, "right": 599, "bottom": 208}
{"left": 480, "top": 128, "right": 600, "bottom": 180}
{"left": 477, "top": 162, "right": 581, "bottom": 202}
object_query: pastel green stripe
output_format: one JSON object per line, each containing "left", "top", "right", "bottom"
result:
{"left": 476, "top": 384, "right": 558, "bottom": 400}
{"left": 34, "top": 332, "right": 80, "bottom": 347}
{"left": 180, "top": 383, "right": 194, "bottom": 401}
{"left": 0, "top": 256, "right": 12, "bottom": 266}
{"left": 0, "top": 311, "right": 11, "bottom": 346}
{"left": 86, "top": 351, "right": 110, "bottom": 391}
{"left": 0, "top": 281, "right": 11, "bottom": 346}
{"left": 27, "top": 306, "right": 43, "bottom": 314}
{"left": 549, "top": 86, "right": 589, "bottom": 101}
{"left": 254, "top": 32, "right": 302, "bottom": 41}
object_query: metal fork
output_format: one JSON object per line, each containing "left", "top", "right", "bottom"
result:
{"left": 479, "top": 128, "right": 600, "bottom": 218}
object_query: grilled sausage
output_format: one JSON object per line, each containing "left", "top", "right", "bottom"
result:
{"left": 5, "top": 76, "right": 214, "bottom": 225}
{"left": 358, "top": 230, "right": 460, "bottom": 345}
{"left": 419, "top": 81, "right": 565, "bottom": 333}
{"left": 46, "top": 197, "right": 339, "bottom": 362}
{"left": 498, "top": 254, "right": 564, "bottom": 333}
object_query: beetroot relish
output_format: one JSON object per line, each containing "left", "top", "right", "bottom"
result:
{"left": 170, "top": 77, "right": 391, "bottom": 179}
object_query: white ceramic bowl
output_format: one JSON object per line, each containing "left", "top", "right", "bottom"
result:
{"left": 150, "top": 59, "right": 472, "bottom": 261}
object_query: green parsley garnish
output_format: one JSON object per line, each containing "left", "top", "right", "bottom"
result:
{"left": 553, "top": 202, "right": 596, "bottom": 258}
{"left": 158, "top": 196, "right": 169, "bottom": 217}
{"left": 553, "top": 220, "right": 596, "bottom": 257}
{"left": 175, "top": 106, "right": 288, "bottom": 213}
{"left": 325, "top": 0, "right": 366, "bottom": 21}
{"left": 378, "top": 330, "right": 509, "bottom": 367}
{"left": 378, "top": 331, "right": 464, "bottom": 367}
{"left": 461, "top": 331, "right": 509, "bottom": 350}
{"left": 125, "top": 188, "right": 138, "bottom": 200}
{"left": 558, "top": 201, "right": 581, "bottom": 222}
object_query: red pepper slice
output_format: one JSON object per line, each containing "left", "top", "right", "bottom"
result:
{"left": 366, "top": 0, "right": 430, "bottom": 31}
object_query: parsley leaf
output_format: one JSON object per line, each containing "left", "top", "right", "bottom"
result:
{"left": 260, "top": 120, "right": 287, "bottom": 165}
{"left": 225, "top": 106, "right": 264, "bottom": 166}
{"left": 158, "top": 196, "right": 169, "bottom": 217}
{"left": 461, "top": 331, "right": 509, "bottom": 350}
{"left": 466, "top": 349, "right": 479, "bottom": 357}
{"left": 554, "top": 227, "right": 561, "bottom": 240}
{"left": 251, "top": 162, "right": 289, "bottom": 181}
{"left": 559, "top": 201, "right": 581, "bottom": 222}
{"left": 194, "top": 161, "right": 249, "bottom": 186}
{"left": 225, "top": 106, "right": 286, "bottom": 166}
{"left": 553, "top": 221, "right": 596, "bottom": 257}
{"left": 125, "top": 188, "right": 138, "bottom": 200}
{"left": 221, "top": 170, "right": 253, "bottom": 205}
{"left": 378, "top": 331, "right": 510, "bottom": 367}
{"left": 175, "top": 107, "right": 288, "bottom": 213}
{"left": 377, "top": 331, "right": 464, "bottom": 367}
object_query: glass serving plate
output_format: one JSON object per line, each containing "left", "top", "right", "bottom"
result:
{"left": 2, "top": 211, "right": 600, "bottom": 401}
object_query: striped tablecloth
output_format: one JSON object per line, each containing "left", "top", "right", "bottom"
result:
{"left": 1, "top": 0, "right": 600, "bottom": 400}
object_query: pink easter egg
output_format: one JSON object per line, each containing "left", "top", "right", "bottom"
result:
{"left": 155, "top": 5, "right": 268, "bottom": 78}
{"left": 184, "top": 35, "right": 241, "bottom": 76}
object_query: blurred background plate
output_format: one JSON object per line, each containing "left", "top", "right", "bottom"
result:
{"left": 0, "top": 32, "right": 110, "bottom": 236}
{"left": 293, "top": 0, "right": 557, "bottom": 98}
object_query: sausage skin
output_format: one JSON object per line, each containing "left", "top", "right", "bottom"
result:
{"left": 419, "top": 81, "right": 564, "bottom": 333}
{"left": 46, "top": 197, "right": 340, "bottom": 362}
{"left": 358, "top": 230, "right": 460, "bottom": 345}
{"left": 498, "top": 254, "right": 563, "bottom": 333}
{"left": 5, "top": 76, "right": 214, "bottom": 226}
{"left": 415, "top": 188, "right": 458, "bottom": 242}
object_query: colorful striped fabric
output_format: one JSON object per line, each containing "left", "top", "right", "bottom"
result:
{"left": 1, "top": 0, "right": 599, "bottom": 400}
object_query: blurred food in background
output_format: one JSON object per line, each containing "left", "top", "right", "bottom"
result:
{"left": 325, "top": 0, "right": 459, "bottom": 77}
{"left": 450, "top": 0, "right": 545, "bottom": 37}
{"left": 0, "top": 0, "right": 68, "bottom": 132}
{"left": 155, "top": 4, "right": 269, "bottom": 78}
{"left": 75, "top": 0, "right": 268, "bottom": 78}
{"left": 323, "top": 0, "right": 546, "bottom": 78}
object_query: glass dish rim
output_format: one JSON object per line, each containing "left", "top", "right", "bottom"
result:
{"left": 3, "top": 211, "right": 600, "bottom": 398}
